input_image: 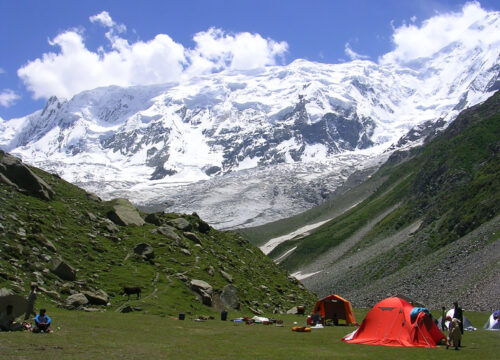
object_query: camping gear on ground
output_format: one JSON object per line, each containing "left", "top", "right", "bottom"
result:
{"left": 292, "top": 326, "right": 311, "bottom": 332}
{"left": 437, "top": 309, "right": 476, "bottom": 331}
{"left": 179, "top": 313, "right": 185, "bottom": 320}
{"left": 342, "top": 296, "right": 446, "bottom": 347}
{"left": 311, "top": 323, "right": 324, "bottom": 329}
{"left": 311, "top": 294, "right": 357, "bottom": 325}
{"left": 483, "top": 311, "right": 500, "bottom": 330}
{"left": 410, "top": 307, "right": 429, "bottom": 323}
{"left": 0, "top": 293, "right": 28, "bottom": 319}
{"left": 221, "top": 310, "right": 228, "bottom": 321}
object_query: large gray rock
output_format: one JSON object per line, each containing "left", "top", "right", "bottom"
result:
{"left": 0, "top": 288, "right": 14, "bottom": 296}
{"left": 65, "top": 293, "right": 89, "bottom": 308}
{"left": 156, "top": 225, "right": 181, "bottom": 241}
{"left": 51, "top": 259, "right": 76, "bottom": 281}
{"left": 169, "top": 218, "right": 192, "bottom": 231}
{"left": 83, "top": 289, "right": 109, "bottom": 305}
{"left": 184, "top": 232, "right": 202, "bottom": 245}
{"left": 190, "top": 279, "right": 213, "bottom": 306}
{"left": 144, "top": 212, "right": 163, "bottom": 226}
{"left": 134, "top": 243, "right": 154, "bottom": 260}
{"left": 221, "top": 285, "right": 240, "bottom": 310}
{"left": 0, "top": 152, "right": 54, "bottom": 200}
{"left": 107, "top": 198, "right": 145, "bottom": 226}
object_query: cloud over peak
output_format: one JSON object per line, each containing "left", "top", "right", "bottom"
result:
{"left": 18, "top": 12, "right": 288, "bottom": 100}
{"left": 381, "top": 1, "right": 498, "bottom": 64}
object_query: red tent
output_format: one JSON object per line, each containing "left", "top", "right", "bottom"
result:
{"left": 342, "top": 296, "right": 446, "bottom": 347}
{"left": 312, "top": 294, "right": 357, "bottom": 325}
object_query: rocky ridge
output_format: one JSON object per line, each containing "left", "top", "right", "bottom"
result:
{"left": 0, "top": 150, "right": 316, "bottom": 315}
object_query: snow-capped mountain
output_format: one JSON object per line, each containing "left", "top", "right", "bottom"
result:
{"left": 1, "top": 12, "right": 500, "bottom": 229}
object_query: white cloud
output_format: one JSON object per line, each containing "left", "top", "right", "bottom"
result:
{"left": 18, "top": 14, "right": 288, "bottom": 100}
{"left": 188, "top": 28, "right": 288, "bottom": 73}
{"left": 0, "top": 89, "right": 20, "bottom": 107}
{"left": 18, "top": 30, "right": 186, "bottom": 99}
{"left": 0, "top": 68, "right": 4, "bottom": 74}
{"left": 344, "top": 42, "right": 369, "bottom": 61}
{"left": 89, "top": 11, "right": 125, "bottom": 33}
{"left": 380, "top": 2, "right": 498, "bottom": 64}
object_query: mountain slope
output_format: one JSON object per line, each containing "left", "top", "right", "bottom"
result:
{"left": 1, "top": 10, "right": 500, "bottom": 228}
{"left": 0, "top": 151, "right": 316, "bottom": 315}
{"left": 255, "top": 90, "right": 500, "bottom": 311}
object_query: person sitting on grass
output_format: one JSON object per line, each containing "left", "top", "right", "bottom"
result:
{"left": 33, "top": 308, "right": 51, "bottom": 333}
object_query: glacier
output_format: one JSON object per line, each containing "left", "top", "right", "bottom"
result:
{"left": 1, "top": 11, "right": 500, "bottom": 229}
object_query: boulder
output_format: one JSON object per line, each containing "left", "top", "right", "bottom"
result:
{"left": 144, "top": 212, "right": 163, "bottom": 226}
{"left": 37, "top": 286, "right": 61, "bottom": 300}
{"left": 104, "top": 221, "right": 119, "bottom": 233}
{"left": 157, "top": 226, "right": 181, "bottom": 241}
{"left": 221, "top": 285, "right": 240, "bottom": 310}
{"left": 83, "top": 289, "right": 109, "bottom": 305}
{"left": 51, "top": 259, "right": 76, "bottom": 281}
{"left": 65, "top": 293, "right": 89, "bottom": 308}
{"left": 191, "top": 279, "right": 213, "bottom": 306}
{"left": 134, "top": 243, "right": 154, "bottom": 260}
{"left": 184, "top": 232, "right": 202, "bottom": 245}
{"left": 191, "top": 279, "right": 212, "bottom": 294}
{"left": 197, "top": 219, "right": 211, "bottom": 234}
{"left": 107, "top": 198, "right": 145, "bottom": 226}
{"left": 286, "top": 306, "right": 304, "bottom": 315}
{"left": 0, "top": 288, "right": 14, "bottom": 296}
{"left": 169, "top": 218, "right": 192, "bottom": 231}
{"left": 0, "top": 152, "right": 55, "bottom": 200}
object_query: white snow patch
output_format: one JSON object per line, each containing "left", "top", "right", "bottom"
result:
{"left": 260, "top": 219, "right": 331, "bottom": 255}
{"left": 291, "top": 270, "right": 323, "bottom": 281}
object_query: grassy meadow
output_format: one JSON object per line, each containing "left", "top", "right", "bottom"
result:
{"left": 1, "top": 306, "right": 498, "bottom": 359}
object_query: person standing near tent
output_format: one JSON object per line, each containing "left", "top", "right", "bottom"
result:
{"left": 452, "top": 301, "right": 463, "bottom": 346}
{"left": 447, "top": 318, "right": 462, "bottom": 350}
{"left": 440, "top": 306, "right": 447, "bottom": 331}
{"left": 24, "top": 283, "right": 37, "bottom": 320}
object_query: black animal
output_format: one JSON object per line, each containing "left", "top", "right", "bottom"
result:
{"left": 123, "top": 286, "right": 141, "bottom": 300}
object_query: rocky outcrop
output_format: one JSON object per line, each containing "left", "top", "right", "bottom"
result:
{"left": 65, "top": 293, "right": 89, "bottom": 309}
{"left": 51, "top": 259, "right": 76, "bottom": 281}
{"left": 83, "top": 289, "right": 109, "bottom": 306}
{"left": 0, "top": 151, "right": 54, "bottom": 200}
{"left": 107, "top": 198, "right": 145, "bottom": 226}
{"left": 169, "top": 218, "right": 192, "bottom": 231}
{"left": 221, "top": 284, "right": 240, "bottom": 310}
{"left": 134, "top": 243, "right": 154, "bottom": 260}
{"left": 190, "top": 279, "right": 213, "bottom": 306}
{"left": 156, "top": 225, "right": 181, "bottom": 241}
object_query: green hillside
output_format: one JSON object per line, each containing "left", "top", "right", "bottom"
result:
{"left": 0, "top": 150, "right": 316, "bottom": 316}
{"left": 247, "top": 91, "right": 500, "bottom": 310}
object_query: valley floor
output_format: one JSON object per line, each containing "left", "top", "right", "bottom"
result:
{"left": 1, "top": 308, "right": 497, "bottom": 359}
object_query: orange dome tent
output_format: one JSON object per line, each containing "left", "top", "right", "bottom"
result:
{"left": 311, "top": 294, "right": 357, "bottom": 325}
{"left": 342, "top": 296, "right": 446, "bottom": 347}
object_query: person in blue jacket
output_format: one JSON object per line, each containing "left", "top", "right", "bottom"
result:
{"left": 33, "top": 308, "right": 51, "bottom": 333}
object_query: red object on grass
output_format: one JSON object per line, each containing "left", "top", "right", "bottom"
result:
{"left": 342, "top": 296, "right": 446, "bottom": 347}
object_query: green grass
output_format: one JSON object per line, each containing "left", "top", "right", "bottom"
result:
{"left": 260, "top": 92, "right": 500, "bottom": 275}
{"left": 1, "top": 307, "right": 497, "bottom": 359}
{"left": 0, "top": 152, "right": 317, "bottom": 316}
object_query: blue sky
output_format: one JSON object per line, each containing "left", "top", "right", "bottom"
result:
{"left": 1, "top": 0, "right": 500, "bottom": 119}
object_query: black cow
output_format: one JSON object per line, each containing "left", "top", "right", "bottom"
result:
{"left": 123, "top": 286, "right": 141, "bottom": 300}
